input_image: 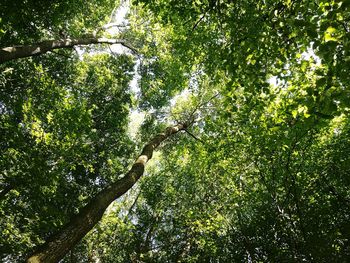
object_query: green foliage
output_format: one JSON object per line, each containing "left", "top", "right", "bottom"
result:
{"left": 0, "top": 0, "right": 118, "bottom": 45}
{"left": 0, "top": 49, "right": 135, "bottom": 260}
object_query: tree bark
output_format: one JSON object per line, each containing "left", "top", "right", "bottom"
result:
{"left": 0, "top": 37, "right": 137, "bottom": 63}
{"left": 26, "top": 123, "right": 187, "bottom": 263}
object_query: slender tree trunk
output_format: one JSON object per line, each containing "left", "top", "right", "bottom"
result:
{"left": 0, "top": 37, "right": 136, "bottom": 63}
{"left": 26, "top": 123, "right": 187, "bottom": 263}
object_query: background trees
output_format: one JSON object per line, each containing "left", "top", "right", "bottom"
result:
{"left": 1, "top": 0, "right": 350, "bottom": 262}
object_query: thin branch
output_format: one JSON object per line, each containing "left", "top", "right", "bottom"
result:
{"left": 126, "top": 190, "right": 141, "bottom": 218}
{"left": 192, "top": 13, "right": 207, "bottom": 32}
{"left": 97, "top": 38, "right": 138, "bottom": 54}
{"left": 108, "top": 45, "right": 117, "bottom": 56}
{"left": 93, "top": 23, "right": 130, "bottom": 37}
{"left": 184, "top": 129, "right": 204, "bottom": 144}
{"left": 189, "top": 92, "right": 220, "bottom": 120}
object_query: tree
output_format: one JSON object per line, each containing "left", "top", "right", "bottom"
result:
{"left": 26, "top": 122, "right": 188, "bottom": 263}
{"left": 1, "top": 0, "right": 350, "bottom": 262}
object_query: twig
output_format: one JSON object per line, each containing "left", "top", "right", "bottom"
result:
{"left": 108, "top": 45, "right": 117, "bottom": 56}
{"left": 189, "top": 92, "right": 220, "bottom": 119}
{"left": 105, "top": 39, "right": 138, "bottom": 54}
{"left": 192, "top": 13, "right": 207, "bottom": 32}
{"left": 93, "top": 23, "right": 130, "bottom": 37}
{"left": 126, "top": 190, "right": 141, "bottom": 218}
{"left": 184, "top": 129, "right": 204, "bottom": 143}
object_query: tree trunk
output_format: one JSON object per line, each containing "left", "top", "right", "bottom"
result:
{"left": 0, "top": 37, "right": 136, "bottom": 63}
{"left": 26, "top": 123, "right": 187, "bottom": 263}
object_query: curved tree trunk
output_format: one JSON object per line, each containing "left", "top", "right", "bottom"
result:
{"left": 26, "top": 123, "right": 187, "bottom": 263}
{"left": 0, "top": 37, "right": 136, "bottom": 63}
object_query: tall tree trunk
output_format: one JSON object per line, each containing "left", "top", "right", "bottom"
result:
{"left": 26, "top": 123, "right": 187, "bottom": 263}
{"left": 0, "top": 37, "right": 136, "bottom": 63}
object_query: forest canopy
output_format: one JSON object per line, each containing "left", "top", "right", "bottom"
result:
{"left": 1, "top": 0, "right": 350, "bottom": 262}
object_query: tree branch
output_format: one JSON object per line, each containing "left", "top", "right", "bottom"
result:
{"left": 192, "top": 13, "right": 207, "bottom": 32}
{"left": 184, "top": 129, "right": 204, "bottom": 144}
{"left": 0, "top": 37, "right": 138, "bottom": 63}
